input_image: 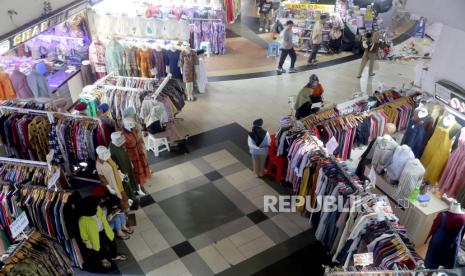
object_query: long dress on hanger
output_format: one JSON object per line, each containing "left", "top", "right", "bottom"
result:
{"left": 110, "top": 143, "right": 137, "bottom": 200}
{"left": 421, "top": 117, "right": 462, "bottom": 184}
{"left": 425, "top": 211, "right": 465, "bottom": 269}
{"left": 440, "top": 128, "right": 465, "bottom": 196}
{"left": 122, "top": 128, "right": 150, "bottom": 185}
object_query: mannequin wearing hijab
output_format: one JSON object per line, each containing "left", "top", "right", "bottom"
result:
{"left": 248, "top": 118, "right": 271, "bottom": 177}
{"left": 95, "top": 146, "right": 130, "bottom": 209}
{"left": 109, "top": 131, "right": 138, "bottom": 202}
{"left": 122, "top": 119, "right": 150, "bottom": 193}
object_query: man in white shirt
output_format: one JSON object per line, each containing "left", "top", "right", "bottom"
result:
{"left": 308, "top": 16, "right": 324, "bottom": 64}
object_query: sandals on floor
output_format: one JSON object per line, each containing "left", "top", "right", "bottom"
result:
{"left": 112, "top": 255, "right": 127, "bottom": 261}
{"left": 118, "top": 234, "right": 130, "bottom": 240}
{"left": 123, "top": 229, "right": 134, "bottom": 234}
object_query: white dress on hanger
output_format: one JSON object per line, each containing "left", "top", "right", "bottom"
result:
{"left": 197, "top": 58, "right": 208, "bottom": 93}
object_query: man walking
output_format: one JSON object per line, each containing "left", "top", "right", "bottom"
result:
{"left": 277, "top": 20, "right": 297, "bottom": 74}
{"left": 308, "top": 15, "right": 323, "bottom": 64}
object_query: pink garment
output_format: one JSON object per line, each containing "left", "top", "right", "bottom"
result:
{"left": 440, "top": 128, "right": 465, "bottom": 196}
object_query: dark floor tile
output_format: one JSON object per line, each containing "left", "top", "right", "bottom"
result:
{"left": 247, "top": 210, "right": 268, "bottom": 224}
{"left": 172, "top": 241, "right": 196, "bottom": 258}
{"left": 139, "top": 194, "right": 156, "bottom": 207}
{"left": 158, "top": 183, "right": 244, "bottom": 238}
{"left": 205, "top": 170, "right": 223, "bottom": 181}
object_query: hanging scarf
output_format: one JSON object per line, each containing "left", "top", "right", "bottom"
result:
{"left": 249, "top": 126, "right": 267, "bottom": 146}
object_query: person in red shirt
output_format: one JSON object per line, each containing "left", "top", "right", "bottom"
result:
{"left": 300, "top": 74, "right": 324, "bottom": 105}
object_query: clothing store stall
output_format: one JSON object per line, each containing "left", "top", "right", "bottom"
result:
{"left": 0, "top": 0, "right": 90, "bottom": 106}
{"left": 0, "top": 157, "right": 83, "bottom": 274}
{"left": 87, "top": 0, "right": 227, "bottom": 56}
{"left": 273, "top": 84, "right": 465, "bottom": 272}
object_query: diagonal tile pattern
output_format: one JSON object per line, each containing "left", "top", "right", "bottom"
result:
{"left": 118, "top": 131, "right": 314, "bottom": 276}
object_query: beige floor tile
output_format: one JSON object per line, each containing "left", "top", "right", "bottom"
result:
{"left": 271, "top": 214, "right": 304, "bottom": 237}
{"left": 229, "top": 225, "right": 265, "bottom": 247}
{"left": 140, "top": 227, "right": 170, "bottom": 254}
{"left": 125, "top": 233, "right": 154, "bottom": 261}
{"left": 203, "top": 150, "right": 235, "bottom": 163}
{"left": 237, "top": 235, "right": 275, "bottom": 259}
{"left": 209, "top": 156, "right": 238, "bottom": 170}
{"left": 213, "top": 238, "right": 246, "bottom": 265}
{"left": 287, "top": 212, "right": 312, "bottom": 231}
{"left": 145, "top": 171, "right": 174, "bottom": 194}
{"left": 243, "top": 183, "right": 279, "bottom": 201}
{"left": 226, "top": 170, "right": 263, "bottom": 192}
{"left": 147, "top": 259, "right": 190, "bottom": 276}
{"left": 198, "top": 245, "right": 231, "bottom": 274}
{"left": 250, "top": 196, "right": 265, "bottom": 210}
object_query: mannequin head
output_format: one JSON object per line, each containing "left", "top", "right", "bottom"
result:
{"left": 111, "top": 131, "right": 126, "bottom": 147}
{"left": 384, "top": 123, "right": 396, "bottom": 136}
{"left": 96, "top": 146, "right": 111, "bottom": 161}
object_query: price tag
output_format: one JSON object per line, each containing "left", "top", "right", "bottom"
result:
{"left": 10, "top": 212, "right": 29, "bottom": 239}
{"left": 325, "top": 137, "right": 339, "bottom": 155}
{"left": 47, "top": 169, "right": 61, "bottom": 189}
{"left": 368, "top": 166, "right": 377, "bottom": 188}
{"left": 353, "top": 252, "right": 373, "bottom": 266}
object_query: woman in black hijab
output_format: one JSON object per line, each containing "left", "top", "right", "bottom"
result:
{"left": 248, "top": 118, "right": 271, "bottom": 177}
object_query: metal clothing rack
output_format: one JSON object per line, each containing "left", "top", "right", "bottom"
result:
{"left": 0, "top": 157, "right": 48, "bottom": 168}
{"left": 387, "top": 221, "right": 418, "bottom": 267}
{"left": 0, "top": 105, "right": 101, "bottom": 123}
{"left": 325, "top": 267, "right": 455, "bottom": 275}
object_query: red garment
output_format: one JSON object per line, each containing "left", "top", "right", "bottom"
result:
{"left": 225, "top": 0, "right": 235, "bottom": 23}
{"left": 430, "top": 211, "right": 465, "bottom": 233}
{"left": 309, "top": 83, "right": 324, "bottom": 97}
{"left": 122, "top": 128, "right": 150, "bottom": 185}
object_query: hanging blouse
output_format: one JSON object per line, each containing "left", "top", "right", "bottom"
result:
{"left": 386, "top": 145, "right": 415, "bottom": 182}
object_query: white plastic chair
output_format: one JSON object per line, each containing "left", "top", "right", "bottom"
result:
{"left": 199, "top": 41, "right": 212, "bottom": 57}
{"left": 147, "top": 135, "right": 170, "bottom": 157}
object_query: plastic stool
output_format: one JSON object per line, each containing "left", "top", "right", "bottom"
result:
{"left": 267, "top": 41, "right": 281, "bottom": 58}
{"left": 266, "top": 155, "right": 287, "bottom": 183}
{"left": 147, "top": 135, "right": 170, "bottom": 157}
{"left": 265, "top": 134, "right": 287, "bottom": 183}
{"left": 199, "top": 41, "right": 212, "bottom": 57}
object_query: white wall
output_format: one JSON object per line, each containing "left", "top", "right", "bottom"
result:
{"left": 406, "top": 0, "right": 465, "bottom": 32}
{"left": 422, "top": 25, "right": 465, "bottom": 94}
{"left": 0, "top": 0, "right": 77, "bottom": 36}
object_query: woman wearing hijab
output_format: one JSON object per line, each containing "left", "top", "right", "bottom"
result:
{"left": 248, "top": 119, "right": 271, "bottom": 177}
{"left": 294, "top": 74, "right": 324, "bottom": 119}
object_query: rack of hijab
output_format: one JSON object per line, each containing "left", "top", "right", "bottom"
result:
{"left": 280, "top": 119, "right": 421, "bottom": 271}
{"left": 299, "top": 93, "right": 417, "bottom": 160}
{"left": 0, "top": 104, "right": 105, "bottom": 179}
{"left": 324, "top": 267, "right": 458, "bottom": 275}
{"left": 89, "top": 72, "right": 182, "bottom": 125}
{"left": 0, "top": 157, "right": 83, "bottom": 268}
{"left": 1, "top": 231, "right": 74, "bottom": 274}
{"left": 307, "top": 140, "right": 421, "bottom": 271}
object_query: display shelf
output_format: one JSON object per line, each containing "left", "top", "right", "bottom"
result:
{"left": 364, "top": 165, "right": 448, "bottom": 245}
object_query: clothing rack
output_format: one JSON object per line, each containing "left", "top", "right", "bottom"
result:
{"left": 0, "top": 105, "right": 101, "bottom": 123}
{"left": 306, "top": 132, "right": 361, "bottom": 192}
{"left": 155, "top": 73, "right": 172, "bottom": 96}
{"left": 0, "top": 157, "right": 48, "bottom": 168}
{"left": 325, "top": 268, "right": 454, "bottom": 275}
{"left": 387, "top": 221, "right": 418, "bottom": 267}
{"left": 102, "top": 85, "right": 147, "bottom": 92}
{"left": 93, "top": 71, "right": 115, "bottom": 87}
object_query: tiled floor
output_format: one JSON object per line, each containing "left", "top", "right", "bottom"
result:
{"left": 113, "top": 125, "right": 321, "bottom": 275}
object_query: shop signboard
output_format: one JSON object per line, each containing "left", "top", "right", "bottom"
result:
{"left": 284, "top": 3, "right": 335, "bottom": 13}
{"left": 0, "top": 0, "right": 87, "bottom": 50}
{"left": 435, "top": 80, "right": 465, "bottom": 117}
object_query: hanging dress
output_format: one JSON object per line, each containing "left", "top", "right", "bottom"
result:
{"left": 122, "top": 128, "right": 150, "bottom": 185}
{"left": 421, "top": 117, "right": 458, "bottom": 184}
{"left": 440, "top": 128, "right": 465, "bottom": 196}
{"left": 425, "top": 212, "right": 465, "bottom": 269}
